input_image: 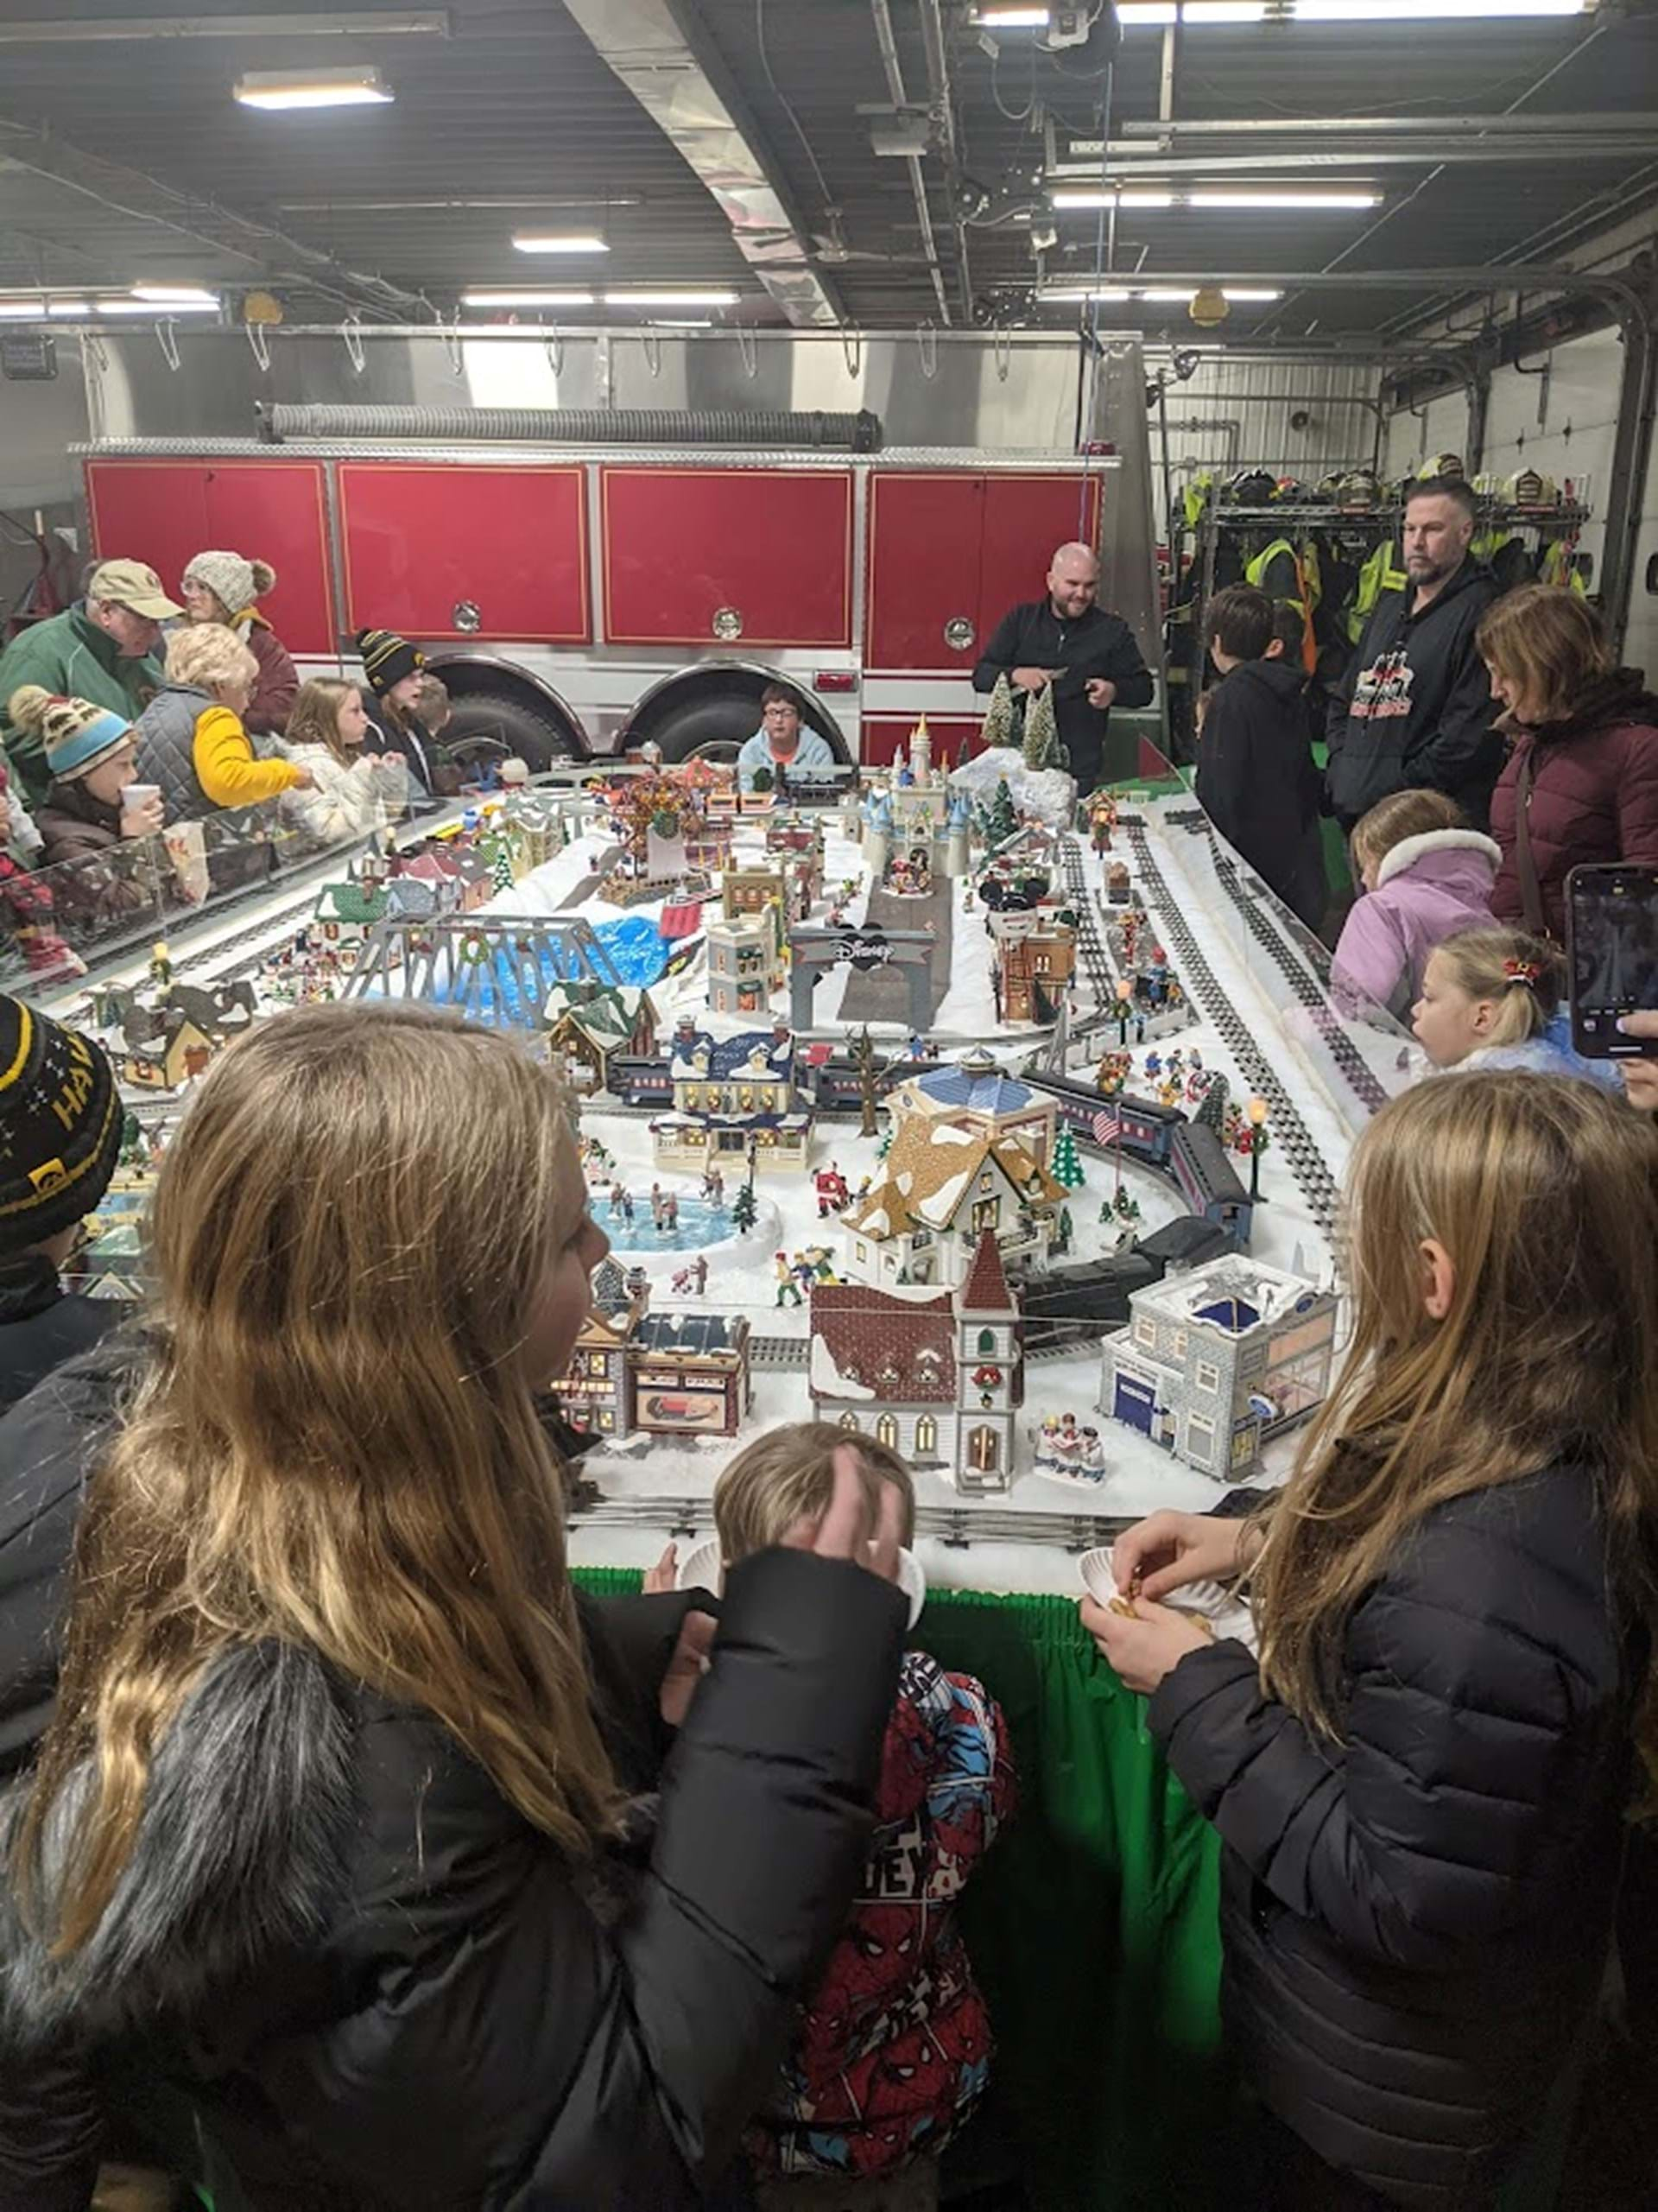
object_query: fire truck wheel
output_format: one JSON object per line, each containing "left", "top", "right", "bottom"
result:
{"left": 648, "top": 689, "right": 840, "bottom": 768}
{"left": 439, "top": 688, "right": 579, "bottom": 773}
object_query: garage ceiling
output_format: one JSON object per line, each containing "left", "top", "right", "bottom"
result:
{"left": 0, "top": 0, "right": 1654, "bottom": 340}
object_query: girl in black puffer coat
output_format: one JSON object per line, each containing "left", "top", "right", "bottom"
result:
{"left": 0, "top": 1003, "right": 908, "bottom": 2212}
{"left": 1085, "top": 1072, "right": 1658, "bottom": 2210}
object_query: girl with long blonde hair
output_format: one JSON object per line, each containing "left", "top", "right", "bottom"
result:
{"left": 279, "top": 675, "right": 408, "bottom": 846}
{"left": 1086, "top": 1073, "right": 1658, "bottom": 2209}
{"left": 0, "top": 1001, "right": 908, "bottom": 2207}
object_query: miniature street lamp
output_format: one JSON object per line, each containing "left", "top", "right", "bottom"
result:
{"left": 1115, "top": 976, "right": 1134, "bottom": 1047}
{"left": 1247, "top": 1095, "right": 1270, "bottom": 1203}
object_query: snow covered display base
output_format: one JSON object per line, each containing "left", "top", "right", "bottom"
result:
{"left": 53, "top": 757, "right": 1413, "bottom": 1599}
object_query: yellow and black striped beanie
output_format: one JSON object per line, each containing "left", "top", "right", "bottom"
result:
{"left": 355, "top": 627, "right": 425, "bottom": 699}
{"left": 0, "top": 995, "right": 122, "bottom": 1253}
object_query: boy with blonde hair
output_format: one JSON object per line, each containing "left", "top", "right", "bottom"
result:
{"left": 714, "top": 1423, "right": 1015, "bottom": 2209}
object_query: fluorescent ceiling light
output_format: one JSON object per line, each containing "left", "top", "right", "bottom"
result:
{"left": 1222, "top": 288, "right": 1283, "bottom": 300}
{"left": 604, "top": 290, "right": 739, "bottom": 307}
{"left": 234, "top": 67, "right": 393, "bottom": 110}
{"left": 96, "top": 298, "right": 221, "bottom": 315}
{"left": 1137, "top": 287, "right": 1284, "bottom": 301}
{"left": 1118, "top": 0, "right": 1586, "bottom": 18}
{"left": 1038, "top": 284, "right": 1281, "bottom": 303}
{"left": 1296, "top": 0, "right": 1587, "bottom": 15}
{"left": 974, "top": 6, "right": 1052, "bottom": 21}
{"left": 1039, "top": 287, "right": 1135, "bottom": 301}
{"left": 1054, "top": 187, "right": 1376, "bottom": 210}
{"left": 130, "top": 285, "right": 220, "bottom": 305}
{"left": 461, "top": 289, "right": 597, "bottom": 308}
{"left": 511, "top": 232, "right": 611, "bottom": 254}
{"left": 1187, "top": 190, "right": 1378, "bottom": 208}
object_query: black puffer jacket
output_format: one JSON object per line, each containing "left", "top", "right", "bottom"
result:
{"left": 0, "top": 1342, "right": 908, "bottom": 2209}
{"left": 1150, "top": 1463, "right": 1633, "bottom": 2209}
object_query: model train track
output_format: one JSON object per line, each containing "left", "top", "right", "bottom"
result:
{"left": 569, "top": 1490, "right": 1135, "bottom": 1553}
{"left": 1164, "top": 809, "right": 1390, "bottom": 1119}
{"left": 748, "top": 1334, "right": 810, "bottom": 1370}
{"left": 1059, "top": 834, "right": 1117, "bottom": 1007}
{"left": 1121, "top": 817, "right": 1343, "bottom": 1235}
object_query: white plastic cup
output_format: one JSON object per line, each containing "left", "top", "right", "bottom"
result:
{"left": 121, "top": 783, "right": 161, "bottom": 811}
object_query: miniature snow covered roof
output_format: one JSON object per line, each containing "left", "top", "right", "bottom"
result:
{"left": 544, "top": 982, "right": 650, "bottom": 1045}
{"left": 809, "top": 1283, "right": 956, "bottom": 1404}
{"left": 636, "top": 1313, "right": 750, "bottom": 1360}
{"left": 959, "top": 1230, "right": 1016, "bottom": 1315}
{"left": 1142, "top": 1256, "right": 1326, "bottom": 1333}
{"left": 315, "top": 880, "right": 387, "bottom": 924}
{"left": 669, "top": 1027, "right": 794, "bottom": 1081}
{"left": 844, "top": 1118, "right": 1063, "bottom": 1240}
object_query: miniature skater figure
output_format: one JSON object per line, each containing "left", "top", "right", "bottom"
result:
{"left": 149, "top": 941, "right": 173, "bottom": 995}
{"left": 660, "top": 1194, "right": 680, "bottom": 1235}
{"left": 608, "top": 1182, "right": 626, "bottom": 1218}
{"left": 774, "top": 1252, "right": 803, "bottom": 1309}
{"left": 621, "top": 1189, "right": 636, "bottom": 1226}
{"left": 649, "top": 1182, "right": 665, "bottom": 1228}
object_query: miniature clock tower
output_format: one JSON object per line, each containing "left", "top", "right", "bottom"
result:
{"left": 952, "top": 1229, "right": 1023, "bottom": 1496}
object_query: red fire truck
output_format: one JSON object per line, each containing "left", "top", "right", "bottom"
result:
{"left": 76, "top": 333, "right": 1158, "bottom": 772}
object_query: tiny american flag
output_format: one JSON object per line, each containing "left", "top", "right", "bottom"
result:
{"left": 1092, "top": 1111, "right": 1122, "bottom": 1147}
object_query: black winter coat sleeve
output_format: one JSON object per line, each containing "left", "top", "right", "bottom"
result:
{"left": 1149, "top": 1480, "right": 1621, "bottom": 1974}
{"left": 258, "top": 1548, "right": 906, "bottom": 2209}
{"left": 1087, "top": 624, "right": 1155, "bottom": 713}
{"left": 972, "top": 605, "right": 1027, "bottom": 694}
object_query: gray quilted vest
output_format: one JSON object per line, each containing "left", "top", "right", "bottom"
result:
{"left": 133, "top": 682, "right": 214, "bottom": 822}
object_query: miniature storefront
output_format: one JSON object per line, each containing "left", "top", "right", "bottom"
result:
{"left": 652, "top": 1022, "right": 813, "bottom": 1176}
{"left": 1100, "top": 1257, "right": 1338, "bottom": 1478}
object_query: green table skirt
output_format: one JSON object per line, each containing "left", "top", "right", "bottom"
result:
{"left": 578, "top": 1571, "right": 1230, "bottom": 2211}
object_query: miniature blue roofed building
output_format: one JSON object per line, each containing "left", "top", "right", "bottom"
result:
{"left": 652, "top": 1014, "right": 813, "bottom": 1176}
{"left": 1100, "top": 1255, "right": 1337, "bottom": 1480}
{"left": 808, "top": 1229, "right": 1023, "bottom": 1497}
{"left": 886, "top": 1044, "right": 1057, "bottom": 1168}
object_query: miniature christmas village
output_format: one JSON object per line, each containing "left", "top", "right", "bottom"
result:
{"left": 47, "top": 719, "right": 1412, "bottom": 1576}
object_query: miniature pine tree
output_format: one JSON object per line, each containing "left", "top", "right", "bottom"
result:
{"left": 731, "top": 1181, "right": 758, "bottom": 1233}
{"left": 987, "top": 779, "right": 1018, "bottom": 848}
{"left": 876, "top": 1123, "right": 893, "bottom": 1161}
{"left": 1195, "top": 1072, "right": 1230, "bottom": 1132}
{"left": 490, "top": 842, "right": 516, "bottom": 895}
{"left": 1022, "top": 676, "right": 1061, "bottom": 772}
{"left": 750, "top": 765, "right": 775, "bottom": 795}
{"left": 980, "top": 669, "right": 1016, "bottom": 751}
{"left": 1051, "top": 1121, "right": 1086, "bottom": 1189}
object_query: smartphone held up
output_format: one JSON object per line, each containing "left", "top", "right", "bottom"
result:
{"left": 1566, "top": 864, "right": 1658, "bottom": 1059}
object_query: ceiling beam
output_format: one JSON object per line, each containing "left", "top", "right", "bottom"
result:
{"left": 1117, "top": 112, "right": 1657, "bottom": 136}
{"left": 560, "top": 0, "right": 845, "bottom": 327}
{"left": 0, "top": 121, "right": 430, "bottom": 320}
{"left": 0, "top": 11, "right": 448, "bottom": 42}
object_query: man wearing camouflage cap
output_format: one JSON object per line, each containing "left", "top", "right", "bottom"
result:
{"left": 0, "top": 559, "right": 181, "bottom": 806}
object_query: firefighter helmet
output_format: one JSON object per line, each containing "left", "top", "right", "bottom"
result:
{"left": 1223, "top": 468, "right": 1277, "bottom": 505}
{"left": 1507, "top": 468, "right": 1560, "bottom": 509}
{"left": 1335, "top": 469, "right": 1381, "bottom": 510}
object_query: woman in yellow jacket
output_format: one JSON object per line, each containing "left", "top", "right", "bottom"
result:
{"left": 133, "top": 623, "right": 310, "bottom": 821}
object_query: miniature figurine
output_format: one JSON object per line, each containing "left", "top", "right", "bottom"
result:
{"left": 774, "top": 1252, "right": 804, "bottom": 1308}
{"left": 149, "top": 941, "right": 173, "bottom": 993}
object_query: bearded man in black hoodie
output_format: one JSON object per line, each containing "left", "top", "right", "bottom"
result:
{"left": 1326, "top": 475, "right": 1502, "bottom": 832}
{"left": 1196, "top": 585, "right": 1326, "bottom": 929}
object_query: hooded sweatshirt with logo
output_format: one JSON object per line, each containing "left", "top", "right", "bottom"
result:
{"left": 1326, "top": 561, "right": 1501, "bottom": 831}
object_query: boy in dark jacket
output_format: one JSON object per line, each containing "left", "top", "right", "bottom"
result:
{"left": 1326, "top": 478, "right": 1501, "bottom": 831}
{"left": 0, "top": 993, "right": 125, "bottom": 1417}
{"left": 1196, "top": 585, "right": 1326, "bottom": 930}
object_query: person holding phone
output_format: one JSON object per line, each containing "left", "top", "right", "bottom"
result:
{"left": 1482, "top": 586, "right": 1658, "bottom": 942}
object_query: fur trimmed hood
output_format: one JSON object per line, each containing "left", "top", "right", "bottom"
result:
{"left": 1, "top": 1640, "right": 355, "bottom": 2053}
{"left": 1374, "top": 826, "right": 1501, "bottom": 891}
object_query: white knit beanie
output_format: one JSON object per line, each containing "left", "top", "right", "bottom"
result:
{"left": 183, "top": 549, "right": 275, "bottom": 618}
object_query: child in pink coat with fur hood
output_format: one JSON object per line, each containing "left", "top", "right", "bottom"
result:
{"left": 1332, "top": 788, "right": 1500, "bottom": 1023}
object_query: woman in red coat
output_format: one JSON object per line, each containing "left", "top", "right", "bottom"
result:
{"left": 1481, "top": 584, "right": 1658, "bottom": 941}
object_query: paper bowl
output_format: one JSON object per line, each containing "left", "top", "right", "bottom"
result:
{"left": 678, "top": 1537, "right": 926, "bottom": 1628}
{"left": 1079, "top": 1546, "right": 1122, "bottom": 1609}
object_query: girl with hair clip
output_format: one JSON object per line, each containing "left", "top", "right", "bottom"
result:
{"left": 1409, "top": 922, "right": 1611, "bottom": 1081}
{"left": 1085, "top": 1074, "right": 1658, "bottom": 2209}
{"left": 0, "top": 1003, "right": 908, "bottom": 2210}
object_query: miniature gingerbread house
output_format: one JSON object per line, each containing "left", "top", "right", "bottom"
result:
{"left": 840, "top": 1105, "right": 1064, "bottom": 1290}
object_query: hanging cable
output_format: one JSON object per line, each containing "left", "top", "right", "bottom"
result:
{"left": 756, "top": 0, "right": 836, "bottom": 215}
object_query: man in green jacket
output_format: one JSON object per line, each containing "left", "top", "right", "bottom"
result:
{"left": 0, "top": 560, "right": 180, "bottom": 804}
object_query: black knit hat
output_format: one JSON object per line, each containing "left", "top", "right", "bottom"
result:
{"left": 0, "top": 995, "right": 123, "bottom": 1254}
{"left": 355, "top": 627, "right": 426, "bottom": 699}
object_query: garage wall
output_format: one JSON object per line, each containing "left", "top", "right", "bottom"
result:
{"left": 1155, "top": 357, "right": 1382, "bottom": 485}
{"left": 0, "top": 349, "right": 89, "bottom": 626}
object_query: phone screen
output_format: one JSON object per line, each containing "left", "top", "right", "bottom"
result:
{"left": 1566, "top": 865, "right": 1658, "bottom": 1057}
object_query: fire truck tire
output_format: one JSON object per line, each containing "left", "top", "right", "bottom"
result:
{"left": 648, "top": 689, "right": 844, "bottom": 767}
{"left": 438, "top": 689, "right": 579, "bottom": 773}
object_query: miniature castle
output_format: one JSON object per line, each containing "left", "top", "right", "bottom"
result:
{"left": 809, "top": 1229, "right": 1024, "bottom": 1496}
{"left": 1100, "top": 1256, "right": 1338, "bottom": 1478}
{"left": 862, "top": 718, "right": 972, "bottom": 888}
